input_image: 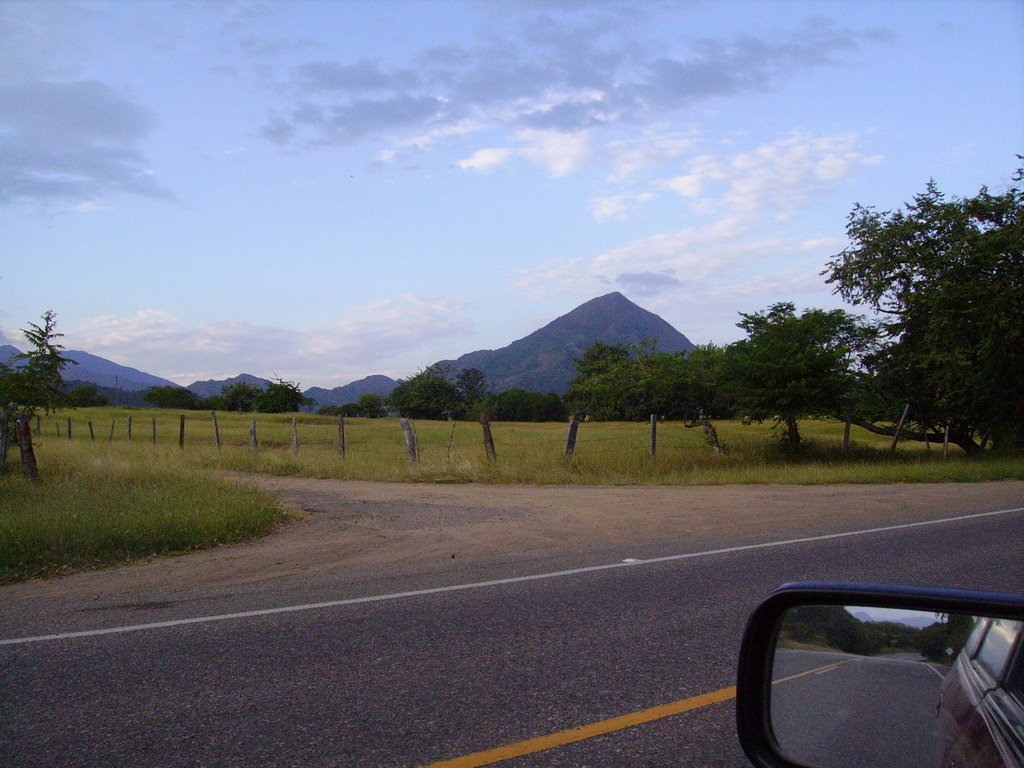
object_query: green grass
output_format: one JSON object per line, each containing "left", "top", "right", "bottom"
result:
{"left": 0, "top": 440, "right": 286, "bottom": 584}
{"left": 3, "top": 408, "right": 1020, "bottom": 583}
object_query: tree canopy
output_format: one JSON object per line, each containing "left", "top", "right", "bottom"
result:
{"left": 825, "top": 165, "right": 1024, "bottom": 452}
{"left": 0, "top": 311, "right": 76, "bottom": 414}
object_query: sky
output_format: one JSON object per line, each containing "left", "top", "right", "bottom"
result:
{"left": 1, "top": 0, "right": 1022, "bottom": 388}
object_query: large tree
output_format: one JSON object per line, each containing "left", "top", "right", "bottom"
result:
{"left": 253, "top": 378, "right": 312, "bottom": 413}
{"left": 825, "top": 166, "right": 1024, "bottom": 453}
{"left": 724, "top": 303, "right": 868, "bottom": 449}
{"left": 387, "top": 363, "right": 464, "bottom": 419}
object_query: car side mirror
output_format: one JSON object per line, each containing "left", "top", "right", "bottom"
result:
{"left": 736, "top": 583, "right": 1024, "bottom": 768}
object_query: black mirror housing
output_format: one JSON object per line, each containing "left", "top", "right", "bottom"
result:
{"left": 736, "top": 582, "right": 1024, "bottom": 768}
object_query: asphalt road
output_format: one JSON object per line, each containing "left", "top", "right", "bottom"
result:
{"left": 1, "top": 508, "right": 1022, "bottom": 767}
{"left": 772, "top": 650, "right": 943, "bottom": 768}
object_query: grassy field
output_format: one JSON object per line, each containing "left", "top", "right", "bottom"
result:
{"left": 3, "top": 408, "right": 1020, "bottom": 583}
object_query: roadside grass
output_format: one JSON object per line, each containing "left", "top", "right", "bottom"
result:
{"left": 22, "top": 408, "right": 1024, "bottom": 486}
{"left": 3, "top": 409, "right": 1020, "bottom": 583}
{"left": 0, "top": 440, "right": 286, "bottom": 584}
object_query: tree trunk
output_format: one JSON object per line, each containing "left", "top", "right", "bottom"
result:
{"left": 16, "top": 415, "right": 40, "bottom": 482}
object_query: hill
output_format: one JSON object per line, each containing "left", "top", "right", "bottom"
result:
{"left": 187, "top": 373, "right": 269, "bottom": 399}
{"left": 305, "top": 375, "right": 398, "bottom": 408}
{"left": 443, "top": 292, "right": 694, "bottom": 393}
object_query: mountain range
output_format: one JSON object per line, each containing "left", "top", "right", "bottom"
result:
{"left": 3, "top": 292, "right": 694, "bottom": 404}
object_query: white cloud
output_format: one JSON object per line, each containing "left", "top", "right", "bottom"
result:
{"left": 457, "top": 147, "right": 513, "bottom": 172}
{"left": 68, "top": 297, "right": 472, "bottom": 386}
{"left": 589, "top": 191, "right": 654, "bottom": 221}
{"left": 516, "top": 129, "right": 591, "bottom": 177}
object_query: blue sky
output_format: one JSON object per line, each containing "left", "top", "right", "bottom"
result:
{"left": 2, "top": 0, "right": 1021, "bottom": 388}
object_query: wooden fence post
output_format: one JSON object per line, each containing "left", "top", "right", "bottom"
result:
{"left": 943, "top": 425, "right": 950, "bottom": 460}
{"left": 178, "top": 415, "right": 186, "bottom": 449}
{"left": 400, "top": 418, "right": 418, "bottom": 464}
{"left": 109, "top": 417, "right": 115, "bottom": 442}
{"left": 0, "top": 403, "right": 15, "bottom": 475}
{"left": 88, "top": 421, "right": 95, "bottom": 441}
{"left": 152, "top": 417, "right": 157, "bottom": 445}
{"left": 891, "top": 403, "right": 910, "bottom": 452}
{"left": 249, "top": 420, "right": 258, "bottom": 453}
{"left": 565, "top": 417, "right": 579, "bottom": 457}
{"left": 337, "top": 414, "right": 345, "bottom": 458}
{"left": 15, "top": 415, "right": 40, "bottom": 482}
{"left": 291, "top": 417, "right": 299, "bottom": 456}
{"left": 67, "top": 417, "right": 72, "bottom": 440}
{"left": 127, "top": 415, "right": 133, "bottom": 442}
{"left": 211, "top": 411, "right": 221, "bottom": 450}
{"left": 649, "top": 414, "right": 657, "bottom": 457}
{"left": 842, "top": 415, "right": 852, "bottom": 453}
{"left": 480, "top": 413, "right": 497, "bottom": 461}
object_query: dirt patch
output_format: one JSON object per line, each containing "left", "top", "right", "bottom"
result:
{"left": 3, "top": 477, "right": 1021, "bottom": 603}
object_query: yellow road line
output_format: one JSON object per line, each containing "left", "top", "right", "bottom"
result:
{"left": 421, "top": 685, "right": 736, "bottom": 768}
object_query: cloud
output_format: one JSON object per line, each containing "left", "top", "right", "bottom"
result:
{"left": 517, "top": 129, "right": 591, "bottom": 176}
{"left": 0, "top": 5, "right": 172, "bottom": 207}
{"left": 68, "top": 297, "right": 472, "bottom": 385}
{"left": 255, "top": 9, "right": 889, "bottom": 160}
{"left": 457, "top": 147, "right": 513, "bottom": 172}
{"left": 589, "top": 192, "right": 654, "bottom": 221}
{"left": 615, "top": 271, "right": 682, "bottom": 296}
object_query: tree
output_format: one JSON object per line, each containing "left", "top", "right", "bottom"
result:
{"left": 825, "top": 166, "right": 1024, "bottom": 453}
{"left": 724, "top": 303, "right": 869, "bottom": 449}
{"left": 143, "top": 385, "right": 198, "bottom": 409}
{"left": 455, "top": 368, "right": 490, "bottom": 406}
{"left": 64, "top": 383, "right": 109, "bottom": 407}
{"left": 253, "top": 378, "right": 312, "bottom": 413}
{"left": 387, "top": 363, "right": 464, "bottom": 419}
{"left": 355, "top": 392, "right": 387, "bottom": 418}
{"left": 2, "top": 311, "right": 77, "bottom": 414}
{"left": 484, "top": 389, "right": 566, "bottom": 422}
{"left": 221, "top": 382, "right": 262, "bottom": 412}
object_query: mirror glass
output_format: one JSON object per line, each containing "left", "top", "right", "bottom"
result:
{"left": 769, "top": 606, "right": 1023, "bottom": 768}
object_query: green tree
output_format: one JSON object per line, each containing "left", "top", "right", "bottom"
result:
{"left": 455, "top": 368, "right": 490, "bottom": 406}
{"left": 825, "top": 166, "right": 1024, "bottom": 453}
{"left": 724, "top": 302, "right": 868, "bottom": 449}
{"left": 355, "top": 392, "right": 388, "bottom": 418}
{"left": 221, "top": 382, "right": 262, "bottom": 412}
{"left": 253, "top": 378, "right": 312, "bottom": 413}
{"left": 485, "top": 389, "right": 566, "bottom": 422}
{"left": 143, "top": 385, "right": 198, "bottom": 409}
{"left": 387, "top": 363, "right": 464, "bottom": 419}
{"left": 2, "top": 311, "right": 77, "bottom": 414}
{"left": 64, "top": 383, "right": 109, "bottom": 407}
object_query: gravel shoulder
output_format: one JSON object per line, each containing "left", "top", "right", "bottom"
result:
{"left": 2, "top": 477, "right": 1022, "bottom": 604}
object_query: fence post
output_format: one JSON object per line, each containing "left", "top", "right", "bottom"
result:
{"left": 88, "top": 421, "right": 95, "bottom": 441}
{"left": 943, "top": 424, "right": 950, "bottom": 460}
{"left": 891, "top": 403, "right": 910, "bottom": 452}
{"left": 291, "top": 417, "right": 299, "bottom": 456}
{"left": 67, "top": 417, "right": 72, "bottom": 440}
{"left": 178, "top": 415, "right": 186, "bottom": 449}
{"left": 127, "top": 415, "right": 133, "bottom": 442}
{"left": 843, "top": 415, "right": 851, "bottom": 453}
{"left": 480, "top": 413, "right": 497, "bottom": 461}
{"left": 0, "top": 403, "right": 15, "bottom": 475}
{"left": 337, "top": 414, "right": 345, "bottom": 458}
{"left": 249, "top": 420, "right": 258, "bottom": 453}
{"left": 400, "top": 418, "right": 418, "bottom": 464}
{"left": 649, "top": 414, "right": 657, "bottom": 457}
{"left": 565, "top": 417, "right": 579, "bottom": 457}
{"left": 152, "top": 417, "right": 157, "bottom": 445}
{"left": 15, "top": 415, "right": 40, "bottom": 482}
{"left": 211, "top": 411, "right": 221, "bottom": 450}
{"left": 109, "top": 417, "right": 115, "bottom": 442}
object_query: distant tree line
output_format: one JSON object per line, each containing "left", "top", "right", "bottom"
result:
{"left": 4, "top": 166, "right": 1021, "bottom": 455}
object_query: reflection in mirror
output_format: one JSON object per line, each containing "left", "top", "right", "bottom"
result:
{"left": 769, "top": 606, "right": 1016, "bottom": 768}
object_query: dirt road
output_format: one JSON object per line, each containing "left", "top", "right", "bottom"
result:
{"left": 3, "top": 477, "right": 1021, "bottom": 603}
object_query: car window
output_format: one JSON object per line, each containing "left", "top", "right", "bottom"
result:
{"left": 964, "top": 617, "right": 990, "bottom": 658}
{"left": 974, "top": 619, "right": 1023, "bottom": 682}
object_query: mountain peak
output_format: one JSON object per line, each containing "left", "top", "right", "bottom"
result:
{"left": 447, "top": 293, "right": 694, "bottom": 393}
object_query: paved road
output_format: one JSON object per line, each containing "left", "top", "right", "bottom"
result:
{"left": 1, "top": 508, "right": 1021, "bottom": 767}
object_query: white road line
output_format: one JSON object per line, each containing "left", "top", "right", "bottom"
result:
{"left": 2, "top": 506, "right": 1021, "bottom": 647}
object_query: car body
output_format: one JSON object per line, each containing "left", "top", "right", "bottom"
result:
{"left": 937, "top": 616, "right": 1024, "bottom": 768}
